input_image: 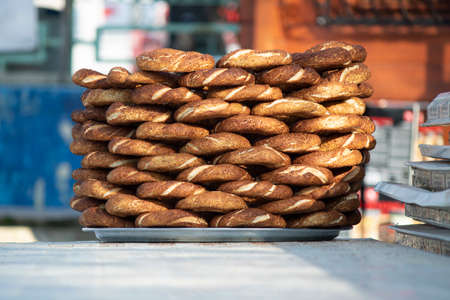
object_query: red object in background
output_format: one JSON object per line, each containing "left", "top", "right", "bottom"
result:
{"left": 364, "top": 187, "right": 378, "bottom": 205}
{"left": 218, "top": 3, "right": 240, "bottom": 23}
{"left": 378, "top": 201, "right": 404, "bottom": 214}
{"left": 418, "top": 125, "right": 443, "bottom": 134}
{"left": 104, "top": 7, "right": 115, "bottom": 17}
{"left": 403, "top": 110, "right": 414, "bottom": 122}
{"left": 403, "top": 110, "right": 425, "bottom": 123}
{"left": 370, "top": 116, "right": 393, "bottom": 127}
{"left": 363, "top": 187, "right": 405, "bottom": 213}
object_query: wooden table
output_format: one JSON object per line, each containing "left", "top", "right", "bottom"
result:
{"left": 1, "top": 239, "right": 449, "bottom": 300}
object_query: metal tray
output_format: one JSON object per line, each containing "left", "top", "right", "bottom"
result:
{"left": 82, "top": 227, "right": 351, "bottom": 243}
{"left": 419, "top": 144, "right": 450, "bottom": 160}
{"left": 390, "top": 224, "right": 450, "bottom": 243}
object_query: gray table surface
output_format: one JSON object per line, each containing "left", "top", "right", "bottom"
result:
{"left": 1, "top": 239, "right": 449, "bottom": 300}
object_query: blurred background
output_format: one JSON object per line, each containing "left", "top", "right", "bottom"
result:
{"left": 0, "top": 0, "right": 449, "bottom": 242}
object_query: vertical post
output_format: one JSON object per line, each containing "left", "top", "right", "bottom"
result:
{"left": 60, "top": 0, "right": 73, "bottom": 82}
{"left": 409, "top": 102, "right": 420, "bottom": 185}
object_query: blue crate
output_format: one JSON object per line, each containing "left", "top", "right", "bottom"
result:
{"left": 0, "top": 85, "right": 84, "bottom": 214}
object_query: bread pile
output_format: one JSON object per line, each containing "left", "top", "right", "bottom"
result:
{"left": 70, "top": 41, "right": 375, "bottom": 229}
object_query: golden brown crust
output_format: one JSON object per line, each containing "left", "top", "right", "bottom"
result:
{"left": 176, "top": 164, "right": 252, "bottom": 183}
{"left": 136, "top": 48, "right": 215, "bottom": 72}
{"left": 135, "top": 209, "right": 208, "bottom": 227}
{"left": 325, "top": 193, "right": 360, "bottom": 212}
{"left": 305, "top": 41, "right": 367, "bottom": 62}
{"left": 349, "top": 181, "right": 363, "bottom": 193}
{"left": 332, "top": 166, "right": 365, "bottom": 183}
{"left": 210, "top": 208, "right": 286, "bottom": 228}
{"left": 251, "top": 98, "right": 329, "bottom": 118}
{"left": 105, "top": 194, "right": 167, "bottom": 217}
{"left": 324, "top": 97, "right": 366, "bottom": 115}
{"left": 361, "top": 149, "right": 371, "bottom": 164}
{"left": 131, "top": 83, "right": 202, "bottom": 106}
{"left": 72, "top": 168, "right": 108, "bottom": 181}
{"left": 72, "top": 69, "right": 109, "bottom": 89}
{"left": 259, "top": 196, "right": 325, "bottom": 215}
{"left": 288, "top": 81, "right": 373, "bottom": 103}
{"left": 137, "top": 181, "right": 206, "bottom": 200}
{"left": 292, "top": 115, "right": 375, "bottom": 135}
{"left": 79, "top": 207, "right": 134, "bottom": 228}
{"left": 178, "top": 99, "right": 250, "bottom": 123}
{"left": 106, "top": 67, "right": 178, "bottom": 88}
{"left": 260, "top": 164, "right": 333, "bottom": 186}
{"left": 357, "top": 82, "right": 374, "bottom": 98}
{"left": 319, "top": 133, "right": 376, "bottom": 152}
{"left": 351, "top": 45, "right": 367, "bottom": 62}
{"left": 179, "top": 68, "right": 255, "bottom": 87}
{"left": 296, "top": 182, "right": 351, "bottom": 200}
{"left": 105, "top": 67, "right": 130, "bottom": 88}
{"left": 209, "top": 215, "right": 223, "bottom": 227}
{"left": 73, "top": 66, "right": 176, "bottom": 90}
{"left": 129, "top": 70, "right": 178, "bottom": 87}
{"left": 217, "top": 180, "right": 293, "bottom": 201}
{"left": 254, "top": 133, "right": 321, "bottom": 154}
{"left": 287, "top": 210, "right": 347, "bottom": 228}
{"left": 207, "top": 84, "right": 282, "bottom": 102}
{"left": 81, "top": 151, "right": 138, "bottom": 169}
{"left": 70, "top": 196, "right": 104, "bottom": 212}
{"left": 81, "top": 120, "right": 135, "bottom": 141}
{"left": 180, "top": 133, "right": 251, "bottom": 156}
{"left": 174, "top": 99, "right": 250, "bottom": 123}
{"left": 324, "top": 63, "right": 370, "bottom": 84}
{"left": 292, "top": 48, "right": 352, "bottom": 71}
{"left": 108, "top": 137, "right": 175, "bottom": 156}
{"left": 70, "top": 138, "right": 108, "bottom": 155}
{"left": 257, "top": 65, "right": 320, "bottom": 87}
{"left": 71, "top": 110, "right": 88, "bottom": 123}
{"left": 105, "top": 102, "right": 171, "bottom": 125}
{"left": 74, "top": 179, "right": 127, "bottom": 200}
{"left": 345, "top": 209, "right": 362, "bottom": 226}
{"left": 72, "top": 123, "right": 83, "bottom": 139}
{"left": 216, "top": 49, "right": 292, "bottom": 70}
{"left": 214, "top": 145, "right": 291, "bottom": 169}
{"left": 84, "top": 106, "right": 107, "bottom": 122}
{"left": 136, "top": 122, "right": 209, "bottom": 142}
{"left": 215, "top": 115, "right": 289, "bottom": 136}
{"left": 81, "top": 89, "right": 133, "bottom": 107}
{"left": 176, "top": 191, "right": 247, "bottom": 213}
{"left": 106, "top": 166, "right": 168, "bottom": 185}
{"left": 137, "top": 153, "right": 205, "bottom": 173}
{"left": 294, "top": 149, "right": 363, "bottom": 168}
{"left": 73, "top": 181, "right": 82, "bottom": 195}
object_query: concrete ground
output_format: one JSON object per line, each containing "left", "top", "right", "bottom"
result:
{"left": 0, "top": 224, "right": 96, "bottom": 242}
{"left": 1, "top": 239, "right": 449, "bottom": 300}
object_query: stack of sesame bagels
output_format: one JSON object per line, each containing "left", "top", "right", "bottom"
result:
{"left": 70, "top": 42, "right": 374, "bottom": 229}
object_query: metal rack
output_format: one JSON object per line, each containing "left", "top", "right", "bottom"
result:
{"left": 314, "top": 0, "right": 450, "bottom": 26}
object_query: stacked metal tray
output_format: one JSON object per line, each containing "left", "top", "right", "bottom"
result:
{"left": 391, "top": 224, "right": 450, "bottom": 256}
{"left": 406, "top": 161, "right": 450, "bottom": 192}
{"left": 419, "top": 144, "right": 450, "bottom": 160}
{"left": 421, "top": 92, "right": 450, "bottom": 127}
